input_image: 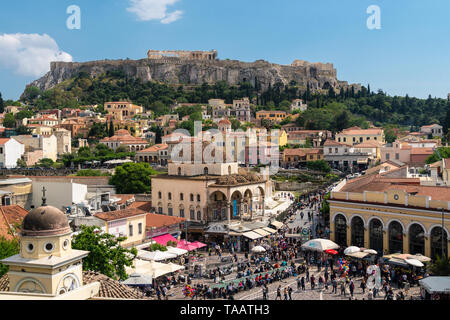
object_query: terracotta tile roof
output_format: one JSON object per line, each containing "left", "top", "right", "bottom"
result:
{"left": 146, "top": 212, "right": 186, "bottom": 229}
{"left": 340, "top": 127, "right": 383, "bottom": 135}
{"left": 410, "top": 148, "right": 434, "bottom": 155}
{"left": 94, "top": 208, "right": 147, "bottom": 222}
{"left": 354, "top": 141, "right": 381, "bottom": 148}
{"left": 284, "top": 149, "right": 306, "bottom": 157}
{"left": 0, "top": 205, "right": 28, "bottom": 240}
{"left": 137, "top": 144, "right": 168, "bottom": 153}
{"left": 0, "top": 138, "right": 11, "bottom": 145}
{"left": 324, "top": 140, "right": 347, "bottom": 147}
{"left": 0, "top": 272, "right": 149, "bottom": 299}
{"left": 116, "top": 194, "right": 135, "bottom": 205}
{"left": 128, "top": 201, "right": 153, "bottom": 212}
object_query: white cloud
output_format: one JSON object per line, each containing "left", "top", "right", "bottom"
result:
{"left": 0, "top": 33, "right": 72, "bottom": 77}
{"left": 127, "top": 0, "right": 183, "bottom": 23}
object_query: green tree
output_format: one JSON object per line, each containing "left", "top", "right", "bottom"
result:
{"left": 15, "top": 110, "right": 34, "bottom": 120}
{"left": 428, "top": 255, "right": 450, "bottom": 276}
{"left": 3, "top": 113, "right": 15, "bottom": 128}
{"left": 0, "top": 236, "right": 20, "bottom": 277}
{"left": 71, "top": 225, "right": 137, "bottom": 280}
{"left": 0, "top": 92, "right": 4, "bottom": 113}
{"left": 16, "top": 125, "right": 31, "bottom": 135}
{"left": 109, "top": 162, "right": 156, "bottom": 194}
{"left": 306, "top": 160, "right": 331, "bottom": 173}
{"left": 16, "top": 158, "right": 27, "bottom": 168}
{"left": 23, "top": 86, "right": 41, "bottom": 103}
{"left": 108, "top": 121, "right": 115, "bottom": 137}
{"left": 35, "top": 158, "right": 54, "bottom": 168}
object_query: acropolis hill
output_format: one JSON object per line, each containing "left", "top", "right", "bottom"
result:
{"left": 26, "top": 49, "right": 361, "bottom": 93}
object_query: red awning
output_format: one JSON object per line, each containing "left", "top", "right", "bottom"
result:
{"left": 152, "top": 233, "right": 178, "bottom": 246}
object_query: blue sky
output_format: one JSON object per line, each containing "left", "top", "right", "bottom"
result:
{"left": 1, "top": 0, "right": 450, "bottom": 100}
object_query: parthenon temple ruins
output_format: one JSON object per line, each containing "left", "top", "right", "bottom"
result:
{"left": 147, "top": 49, "right": 218, "bottom": 61}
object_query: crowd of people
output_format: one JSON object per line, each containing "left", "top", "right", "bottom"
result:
{"left": 147, "top": 183, "right": 427, "bottom": 301}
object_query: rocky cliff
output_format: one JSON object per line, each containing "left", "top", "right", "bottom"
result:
{"left": 25, "top": 57, "right": 360, "bottom": 94}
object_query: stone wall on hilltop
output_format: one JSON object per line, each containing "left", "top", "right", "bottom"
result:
{"left": 24, "top": 57, "right": 361, "bottom": 96}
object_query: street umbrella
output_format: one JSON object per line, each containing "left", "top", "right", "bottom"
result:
{"left": 121, "top": 273, "right": 153, "bottom": 286}
{"left": 252, "top": 246, "right": 266, "bottom": 253}
{"left": 406, "top": 258, "right": 424, "bottom": 268}
{"left": 410, "top": 254, "right": 431, "bottom": 263}
{"left": 325, "top": 249, "right": 338, "bottom": 255}
{"left": 363, "top": 249, "right": 378, "bottom": 255}
{"left": 301, "top": 239, "right": 339, "bottom": 252}
{"left": 344, "top": 246, "right": 361, "bottom": 255}
{"left": 138, "top": 250, "right": 177, "bottom": 261}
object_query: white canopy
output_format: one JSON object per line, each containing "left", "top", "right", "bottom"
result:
{"left": 301, "top": 239, "right": 339, "bottom": 252}
{"left": 243, "top": 231, "right": 263, "bottom": 240}
{"left": 419, "top": 277, "right": 450, "bottom": 294}
{"left": 126, "top": 259, "right": 172, "bottom": 278}
{"left": 166, "top": 247, "right": 188, "bottom": 256}
{"left": 253, "top": 228, "right": 271, "bottom": 237}
{"left": 406, "top": 258, "right": 424, "bottom": 267}
{"left": 263, "top": 227, "right": 277, "bottom": 234}
{"left": 363, "top": 249, "right": 378, "bottom": 255}
{"left": 346, "top": 251, "right": 370, "bottom": 259}
{"left": 270, "top": 221, "right": 284, "bottom": 229}
{"left": 344, "top": 246, "right": 361, "bottom": 255}
{"left": 121, "top": 273, "right": 153, "bottom": 286}
{"left": 251, "top": 246, "right": 266, "bottom": 253}
{"left": 137, "top": 250, "right": 177, "bottom": 261}
{"left": 160, "top": 262, "right": 185, "bottom": 274}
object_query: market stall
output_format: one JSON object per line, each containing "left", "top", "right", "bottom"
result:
{"left": 419, "top": 277, "right": 450, "bottom": 300}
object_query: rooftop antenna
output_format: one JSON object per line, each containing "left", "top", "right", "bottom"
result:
{"left": 41, "top": 187, "right": 47, "bottom": 206}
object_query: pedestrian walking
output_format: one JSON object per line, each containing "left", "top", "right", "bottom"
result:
{"left": 332, "top": 279, "right": 337, "bottom": 294}
{"left": 349, "top": 280, "right": 354, "bottom": 297}
{"left": 288, "top": 286, "right": 293, "bottom": 300}
{"left": 360, "top": 279, "right": 366, "bottom": 294}
{"left": 301, "top": 276, "right": 305, "bottom": 291}
{"left": 276, "top": 285, "right": 282, "bottom": 300}
{"left": 283, "top": 287, "right": 289, "bottom": 300}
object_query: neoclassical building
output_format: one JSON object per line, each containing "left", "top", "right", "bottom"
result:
{"left": 0, "top": 198, "right": 100, "bottom": 299}
{"left": 99, "top": 129, "right": 148, "bottom": 152}
{"left": 329, "top": 175, "right": 449, "bottom": 259}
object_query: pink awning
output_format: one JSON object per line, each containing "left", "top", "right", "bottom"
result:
{"left": 177, "top": 240, "right": 198, "bottom": 251}
{"left": 152, "top": 233, "right": 178, "bottom": 246}
{"left": 191, "top": 241, "right": 207, "bottom": 249}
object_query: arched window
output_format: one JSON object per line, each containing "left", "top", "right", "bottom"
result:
{"left": 158, "top": 192, "right": 162, "bottom": 199}
{"left": 228, "top": 165, "right": 232, "bottom": 175}
{"left": 334, "top": 214, "right": 347, "bottom": 247}
{"left": 204, "top": 167, "right": 209, "bottom": 175}
{"left": 178, "top": 167, "right": 182, "bottom": 175}
{"left": 389, "top": 221, "right": 403, "bottom": 254}
{"left": 197, "top": 211, "right": 201, "bottom": 220}
{"left": 430, "top": 227, "right": 448, "bottom": 260}
{"left": 369, "top": 219, "right": 383, "bottom": 254}
{"left": 409, "top": 224, "right": 425, "bottom": 255}
{"left": 168, "top": 192, "right": 172, "bottom": 200}
{"left": 351, "top": 216, "right": 365, "bottom": 248}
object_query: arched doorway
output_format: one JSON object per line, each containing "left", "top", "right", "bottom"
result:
{"left": 334, "top": 214, "right": 347, "bottom": 247}
{"left": 230, "top": 191, "right": 242, "bottom": 219}
{"left": 209, "top": 191, "right": 227, "bottom": 221}
{"left": 389, "top": 221, "right": 403, "bottom": 253}
{"left": 351, "top": 216, "right": 365, "bottom": 248}
{"left": 430, "top": 226, "right": 448, "bottom": 260}
{"left": 369, "top": 218, "right": 383, "bottom": 254}
{"left": 409, "top": 223, "right": 425, "bottom": 255}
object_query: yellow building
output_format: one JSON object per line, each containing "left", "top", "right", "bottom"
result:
{"left": 256, "top": 110, "right": 288, "bottom": 123}
{"left": 94, "top": 208, "right": 148, "bottom": 247}
{"left": 104, "top": 102, "right": 144, "bottom": 121}
{"left": 0, "top": 199, "right": 100, "bottom": 299}
{"left": 329, "top": 175, "right": 449, "bottom": 259}
{"left": 336, "top": 126, "right": 385, "bottom": 146}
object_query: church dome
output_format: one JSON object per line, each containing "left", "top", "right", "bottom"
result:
{"left": 22, "top": 206, "right": 71, "bottom": 237}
